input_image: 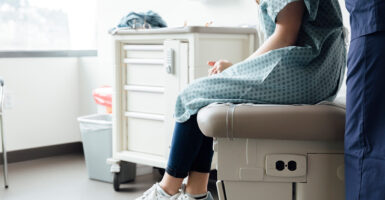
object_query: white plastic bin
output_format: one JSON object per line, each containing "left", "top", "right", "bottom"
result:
{"left": 78, "top": 114, "right": 136, "bottom": 183}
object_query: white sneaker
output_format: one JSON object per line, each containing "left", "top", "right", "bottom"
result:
{"left": 176, "top": 184, "right": 214, "bottom": 200}
{"left": 135, "top": 183, "right": 181, "bottom": 200}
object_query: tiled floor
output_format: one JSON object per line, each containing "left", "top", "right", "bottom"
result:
{"left": 0, "top": 154, "right": 218, "bottom": 200}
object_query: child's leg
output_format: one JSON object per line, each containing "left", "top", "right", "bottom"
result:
{"left": 160, "top": 114, "right": 214, "bottom": 195}
{"left": 186, "top": 172, "right": 210, "bottom": 195}
{"left": 187, "top": 135, "right": 214, "bottom": 194}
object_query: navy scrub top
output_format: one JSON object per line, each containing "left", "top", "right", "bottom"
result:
{"left": 346, "top": 0, "right": 385, "bottom": 39}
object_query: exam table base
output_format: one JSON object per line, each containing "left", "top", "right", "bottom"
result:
{"left": 214, "top": 138, "right": 344, "bottom": 200}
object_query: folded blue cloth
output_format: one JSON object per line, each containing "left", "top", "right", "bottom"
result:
{"left": 110, "top": 10, "right": 167, "bottom": 33}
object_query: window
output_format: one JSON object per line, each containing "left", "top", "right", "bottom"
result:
{"left": 0, "top": 0, "right": 97, "bottom": 51}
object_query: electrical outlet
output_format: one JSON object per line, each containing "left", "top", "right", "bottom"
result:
{"left": 265, "top": 154, "right": 307, "bottom": 177}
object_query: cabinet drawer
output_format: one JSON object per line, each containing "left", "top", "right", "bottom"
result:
{"left": 126, "top": 64, "right": 165, "bottom": 87}
{"left": 124, "top": 45, "right": 164, "bottom": 59}
{"left": 126, "top": 117, "right": 165, "bottom": 156}
{"left": 126, "top": 89, "right": 165, "bottom": 115}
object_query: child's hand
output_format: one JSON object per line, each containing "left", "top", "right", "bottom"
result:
{"left": 208, "top": 60, "right": 233, "bottom": 75}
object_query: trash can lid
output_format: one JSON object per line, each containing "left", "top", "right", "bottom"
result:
{"left": 77, "top": 114, "right": 112, "bottom": 125}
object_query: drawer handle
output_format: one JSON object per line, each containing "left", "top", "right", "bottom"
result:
{"left": 125, "top": 112, "right": 165, "bottom": 121}
{"left": 165, "top": 48, "right": 174, "bottom": 74}
{"left": 124, "top": 58, "right": 164, "bottom": 65}
{"left": 123, "top": 45, "right": 163, "bottom": 51}
{"left": 124, "top": 85, "right": 165, "bottom": 93}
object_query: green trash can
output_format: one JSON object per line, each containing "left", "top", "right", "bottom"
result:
{"left": 78, "top": 114, "right": 136, "bottom": 183}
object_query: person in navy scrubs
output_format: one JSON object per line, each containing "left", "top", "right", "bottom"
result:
{"left": 345, "top": 0, "right": 385, "bottom": 199}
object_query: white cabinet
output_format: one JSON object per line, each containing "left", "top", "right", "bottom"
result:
{"left": 112, "top": 26, "right": 257, "bottom": 169}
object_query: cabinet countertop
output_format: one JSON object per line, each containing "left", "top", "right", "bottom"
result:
{"left": 110, "top": 26, "right": 257, "bottom": 35}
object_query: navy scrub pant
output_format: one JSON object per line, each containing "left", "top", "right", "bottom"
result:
{"left": 345, "top": 31, "right": 385, "bottom": 200}
{"left": 166, "top": 114, "right": 214, "bottom": 178}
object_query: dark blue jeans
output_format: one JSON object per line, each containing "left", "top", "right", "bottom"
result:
{"left": 166, "top": 115, "right": 214, "bottom": 178}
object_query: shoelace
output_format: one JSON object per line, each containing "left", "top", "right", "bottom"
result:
{"left": 177, "top": 184, "right": 191, "bottom": 200}
{"left": 179, "top": 184, "right": 187, "bottom": 195}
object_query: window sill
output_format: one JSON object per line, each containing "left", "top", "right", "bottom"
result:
{"left": 0, "top": 50, "right": 97, "bottom": 58}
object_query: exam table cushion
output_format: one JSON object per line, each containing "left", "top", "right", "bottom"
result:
{"left": 197, "top": 104, "right": 345, "bottom": 141}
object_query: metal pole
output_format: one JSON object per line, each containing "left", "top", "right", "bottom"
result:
{"left": 0, "top": 115, "right": 8, "bottom": 188}
{"left": 0, "top": 80, "right": 9, "bottom": 188}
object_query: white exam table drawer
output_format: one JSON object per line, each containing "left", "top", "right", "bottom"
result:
{"left": 125, "top": 63, "right": 165, "bottom": 87}
{"left": 125, "top": 86, "right": 165, "bottom": 115}
{"left": 125, "top": 115, "right": 165, "bottom": 156}
{"left": 124, "top": 45, "right": 164, "bottom": 59}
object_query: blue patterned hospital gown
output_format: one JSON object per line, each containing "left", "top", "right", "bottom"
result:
{"left": 174, "top": 0, "right": 346, "bottom": 122}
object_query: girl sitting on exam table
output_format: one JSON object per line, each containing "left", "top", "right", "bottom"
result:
{"left": 137, "top": 0, "right": 346, "bottom": 199}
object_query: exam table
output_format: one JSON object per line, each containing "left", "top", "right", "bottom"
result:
{"left": 197, "top": 103, "right": 345, "bottom": 200}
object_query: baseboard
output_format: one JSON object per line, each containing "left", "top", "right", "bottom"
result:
{"left": 0, "top": 143, "right": 157, "bottom": 177}
{"left": 0, "top": 142, "right": 83, "bottom": 165}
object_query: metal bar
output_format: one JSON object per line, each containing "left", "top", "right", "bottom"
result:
{"left": 0, "top": 116, "right": 8, "bottom": 188}
{"left": 0, "top": 83, "right": 8, "bottom": 188}
{"left": 0, "top": 50, "right": 97, "bottom": 58}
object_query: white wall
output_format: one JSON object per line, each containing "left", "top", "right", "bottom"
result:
{"left": 78, "top": 58, "right": 102, "bottom": 116}
{"left": 0, "top": 57, "right": 99, "bottom": 151}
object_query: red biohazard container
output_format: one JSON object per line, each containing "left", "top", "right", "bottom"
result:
{"left": 93, "top": 86, "right": 112, "bottom": 113}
